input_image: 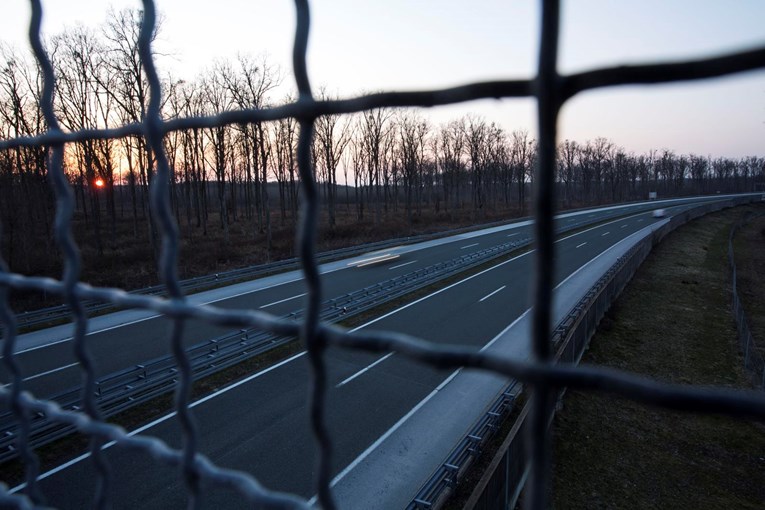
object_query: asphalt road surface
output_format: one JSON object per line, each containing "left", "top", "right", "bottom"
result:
{"left": 4, "top": 195, "right": 746, "bottom": 508}
{"left": 1, "top": 195, "right": 726, "bottom": 398}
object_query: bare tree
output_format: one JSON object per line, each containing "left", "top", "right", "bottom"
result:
{"left": 511, "top": 129, "right": 533, "bottom": 212}
{"left": 438, "top": 119, "right": 466, "bottom": 216}
{"left": 0, "top": 44, "right": 51, "bottom": 272}
{"left": 200, "top": 63, "right": 234, "bottom": 244}
{"left": 219, "top": 54, "right": 281, "bottom": 232}
{"left": 357, "top": 107, "right": 393, "bottom": 223}
{"left": 101, "top": 7, "right": 162, "bottom": 256}
{"left": 314, "top": 90, "right": 352, "bottom": 228}
{"left": 395, "top": 111, "right": 429, "bottom": 223}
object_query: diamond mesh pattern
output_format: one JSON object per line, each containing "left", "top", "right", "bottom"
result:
{"left": 1, "top": 1, "right": 764, "bottom": 508}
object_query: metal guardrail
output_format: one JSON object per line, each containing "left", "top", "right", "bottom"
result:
{"left": 0, "top": 235, "right": 534, "bottom": 461}
{"left": 408, "top": 381, "right": 522, "bottom": 510}
{"left": 728, "top": 212, "right": 765, "bottom": 389}
{"left": 407, "top": 227, "right": 649, "bottom": 509}
{"left": 12, "top": 200, "right": 679, "bottom": 331}
{"left": 407, "top": 226, "right": 649, "bottom": 509}
{"left": 13, "top": 220, "right": 516, "bottom": 330}
{"left": 0, "top": 204, "right": 718, "bottom": 462}
{"left": 409, "top": 196, "right": 757, "bottom": 510}
{"left": 2, "top": 1, "right": 764, "bottom": 508}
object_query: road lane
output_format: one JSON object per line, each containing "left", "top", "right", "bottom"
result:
{"left": 18, "top": 200, "right": 723, "bottom": 508}
{"left": 1, "top": 195, "right": 738, "bottom": 404}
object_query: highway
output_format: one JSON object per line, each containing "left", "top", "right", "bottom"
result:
{"left": 0, "top": 195, "right": 728, "bottom": 400}
{"left": 6, "top": 195, "right": 746, "bottom": 508}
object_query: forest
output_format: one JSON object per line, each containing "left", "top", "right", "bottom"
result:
{"left": 1, "top": 9, "right": 764, "bottom": 304}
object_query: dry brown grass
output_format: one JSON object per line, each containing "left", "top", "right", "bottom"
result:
{"left": 552, "top": 204, "right": 765, "bottom": 510}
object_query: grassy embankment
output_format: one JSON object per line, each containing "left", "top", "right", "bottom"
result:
{"left": 734, "top": 210, "right": 765, "bottom": 361}
{"left": 552, "top": 203, "right": 765, "bottom": 509}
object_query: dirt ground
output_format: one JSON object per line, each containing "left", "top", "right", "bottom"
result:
{"left": 552, "top": 204, "right": 765, "bottom": 509}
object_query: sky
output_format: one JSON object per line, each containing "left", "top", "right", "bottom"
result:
{"left": 1, "top": 0, "right": 764, "bottom": 159}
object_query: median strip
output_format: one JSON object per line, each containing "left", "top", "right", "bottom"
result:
{"left": 0, "top": 203, "right": 697, "bottom": 475}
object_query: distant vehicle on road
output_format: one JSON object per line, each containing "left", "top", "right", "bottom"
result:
{"left": 652, "top": 209, "right": 666, "bottom": 218}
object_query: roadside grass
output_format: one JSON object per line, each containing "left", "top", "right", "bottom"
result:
{"left": 552, "top": 204, "right": 765, "bottom": 509}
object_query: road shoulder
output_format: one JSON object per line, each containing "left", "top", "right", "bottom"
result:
{"left": 552, "top": 204, "right": 765, "bottom": 509}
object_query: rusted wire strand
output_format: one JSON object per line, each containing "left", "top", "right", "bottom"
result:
{"left": 0, "top": 0, "right": 764, "bottom": 508}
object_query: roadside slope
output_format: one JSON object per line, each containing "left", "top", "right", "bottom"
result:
{"left": 552, "top": 204, "right": 765, "bottom": 509}
{"left": 734, "top": 208, "right": 765, "bottom": 360}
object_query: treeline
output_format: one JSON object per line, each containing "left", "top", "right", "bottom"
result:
{"left": 1, "top": 8, "right": 764, "bottom": 278}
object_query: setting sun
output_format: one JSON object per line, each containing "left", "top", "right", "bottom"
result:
{"left": 94, "top": 178, "right": 105, "bottom": 188}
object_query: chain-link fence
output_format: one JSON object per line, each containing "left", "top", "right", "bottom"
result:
{"left": 729, "top": 213, "right": 765, "bottom": 389}
{"left": 1, "top": 1, "right": 764, "bottom": 509}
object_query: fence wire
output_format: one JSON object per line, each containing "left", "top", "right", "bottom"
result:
{"left": 729, "top": 213, "right": 765, "bottom": 389}
{"left": 0, "top": 1, "right": 764, "bottom": 509}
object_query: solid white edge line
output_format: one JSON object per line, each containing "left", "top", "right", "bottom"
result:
{"left": 318, "top": 220, "right": 661, "bottom": 500}
{"left": 9, "top": 351, "right": 308, "bottom": 493}
{"left": 479, "top": 309, "right": 531, "bottom": 353}
{"left": 12, "top": 206, "right": 661, "bottom": 380}
{"left": 19, "top": 249, "right": 532, "bottom": 479}
{"left": 554, "top": 209, "right": 649, "bottom": 245}
{"left": 14, "top": 194, "right": 734, "bottom": 357}
{"left": 315, "top": 235, "right": 622, "bottom": 502}
{"left": 351, "top": 251, "right": 533, "bottom": 332}
{"left": 259, "top": 293, "right": 307, "bottom": 309}
{"left": 336, "top": 353, "right": 395, "bottom": 388}
{"left": 27, "top": 244, "right": 531, "bottom": 485}
{"left": 24, "top": 216, "right": 664, "bottom": 492}
{"left": 331, "top": 209, "right": 659, "bottom": 390}
{"left": 308, "top": 368, "right": 463, "bottom": 505}
{"left": 11, "top": 267, "right": 346, "bottom": 356}
{"left": 479, "top": 285, "right": 506, "bottom": 303}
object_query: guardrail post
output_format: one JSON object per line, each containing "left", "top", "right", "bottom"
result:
{"left": 487, "top": 411, "right": 501, "bottom": 431}
{"left": 412, "top": 498, "right": 432, "bottom": 509}
{"left": 444, "top": 463, "right": 459, "bottom": 488}
{"left": 467, "top": 434, "right": 482, "bottom": 456}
